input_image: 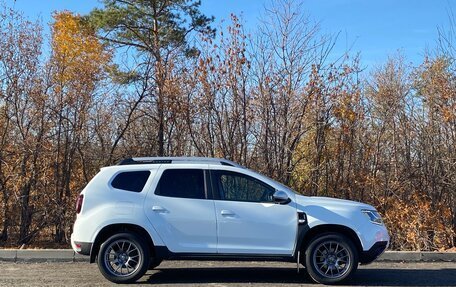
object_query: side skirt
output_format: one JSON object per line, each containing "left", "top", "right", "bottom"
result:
{"left": 154, "top": 246, "right": 295, "bottom": 262}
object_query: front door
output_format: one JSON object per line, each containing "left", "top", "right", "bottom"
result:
{"left": 211, "top": 169, "right": 297, "bottom": 255}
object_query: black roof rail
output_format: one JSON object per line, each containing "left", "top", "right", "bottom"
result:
{"left": 220, "top": 161, "right": 234, "bottom": 167}
{"left": 117, "top": 157, "right": 243, "bottom": 168}
{"left": 118, "top": 158, "right": 172, "bottom": 165}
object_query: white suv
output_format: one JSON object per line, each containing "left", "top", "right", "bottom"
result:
{"left": 71, "top": 157, "right": 389, "bottom": 284}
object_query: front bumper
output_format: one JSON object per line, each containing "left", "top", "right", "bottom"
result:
{"left": 360, "top": 241, "right": 388, "bottom": 264}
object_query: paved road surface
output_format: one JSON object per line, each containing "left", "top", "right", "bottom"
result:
{"left": 0, "top": 260, "right": 455, "bottom": 286}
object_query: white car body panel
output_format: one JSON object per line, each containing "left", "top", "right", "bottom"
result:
{"left": 214, "top": 200, "right": 297, "bottom": 254}
{"left": 206, "top": 165, "right": 298, "bottom": 255}
{"left": 295, "top": 195, "right": 390, "bottom": 251}
{"left": 71, "top": 166, "right": 165, "bottom": 247}
{"left": 144, "top": 164, "right": 218, "bottom": 253}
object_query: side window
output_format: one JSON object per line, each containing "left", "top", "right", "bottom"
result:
{"left": 155, "top": 169, "right": 205, "bottom": 199}
{"left": 213, "top": 170, "right": 275, "bottom": 202}
{"left": 111, "top": 171, "right": 150, "bottom": 192}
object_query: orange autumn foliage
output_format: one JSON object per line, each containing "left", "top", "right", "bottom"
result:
{"left": 51, "top": 11, "right": 111, "bottom": 88}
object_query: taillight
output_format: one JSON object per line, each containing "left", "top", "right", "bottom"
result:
{"left": 75, "top": 194, "right": 84, "bottom": 214}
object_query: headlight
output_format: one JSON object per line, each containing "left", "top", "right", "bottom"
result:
{"left": 362, "top": 209, "right": 383, "bottom": 225}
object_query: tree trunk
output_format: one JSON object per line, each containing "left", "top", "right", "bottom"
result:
{"left": 19, "top": 185, "right": 32, "bottom": 244}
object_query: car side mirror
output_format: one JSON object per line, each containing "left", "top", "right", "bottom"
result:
{"left": 273, "top": 190, "right": 291, "bottom": 205}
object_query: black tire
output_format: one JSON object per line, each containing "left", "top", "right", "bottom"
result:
{"left": 97, "top": 232, "right": 150, "bottom": 284}
{"left": 304, "top": 233, "right": 358, "bottom": 284}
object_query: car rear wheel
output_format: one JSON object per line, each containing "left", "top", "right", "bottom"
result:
{"left": 304, "top": 233, "right": 358, "bottom": 284}
{"left": 98, "top": 232, "right": 150, "bottom": 284}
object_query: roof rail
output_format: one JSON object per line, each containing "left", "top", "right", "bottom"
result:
{"left": 117, "top": 157, "right": 243, "bottom": 168}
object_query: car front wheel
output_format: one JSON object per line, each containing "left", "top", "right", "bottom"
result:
{"left": 304, "top": 233, "right": 358, "bottom": 284}
{"left": 97, "top": 232, "right": 150, "bottom": 284}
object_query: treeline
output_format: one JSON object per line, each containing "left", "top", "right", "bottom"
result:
{"left": 0, "top": 0, "right": 454, "bottom": 250}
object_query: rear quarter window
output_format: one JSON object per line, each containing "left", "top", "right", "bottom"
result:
{"left": 111, "top": 171, "right": 151, "bottom": 192}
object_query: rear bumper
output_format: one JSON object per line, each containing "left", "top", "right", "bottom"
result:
{"left": 360, "top": 241, "right": 388, "bottom": 264}
{"left": 71, "top": 234, "right": 92, "bottom": 256}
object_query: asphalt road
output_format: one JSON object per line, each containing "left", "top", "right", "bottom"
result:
{"left": 0, "top": 261, "right": 455, "bottom": 287}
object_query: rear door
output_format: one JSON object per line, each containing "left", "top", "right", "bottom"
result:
{"left": 210, "top": 168, "right": 298, "bottom": 255}
{"left": 145, "top": 165, "right": 217, "bottom": 253}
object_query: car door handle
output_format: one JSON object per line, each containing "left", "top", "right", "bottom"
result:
{"left": 152, "top": 206, "right": 167, "bottom": 213}
{"left": 220, "top": 210, "right": 235, "bottom": 216}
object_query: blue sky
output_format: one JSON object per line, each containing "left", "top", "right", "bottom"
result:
{"left": 7, "top": 0, "right": 456, "bottom": 68}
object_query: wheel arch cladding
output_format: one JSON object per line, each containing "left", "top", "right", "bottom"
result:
{"left": 90, "top": 223, "right": 155, "bottom": 263}
{"left": 301, "top": 224, "right": 363, "bottom": 254}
